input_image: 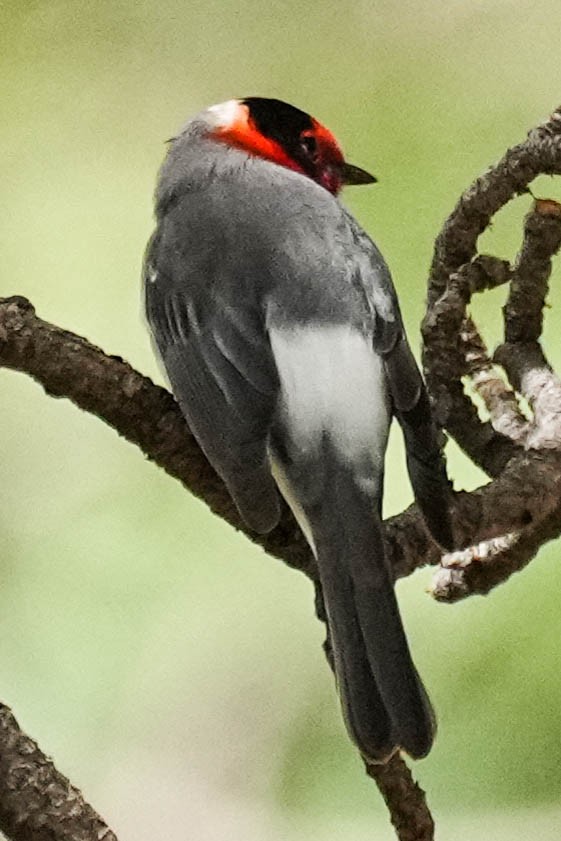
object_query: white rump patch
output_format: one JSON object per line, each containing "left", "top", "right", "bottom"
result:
{"left": 269, "top": 325, "right": 390, "bottom": 476}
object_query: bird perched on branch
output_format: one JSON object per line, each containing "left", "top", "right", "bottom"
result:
{"left": 143, "top": 97, "right": 453, "bottom": 763}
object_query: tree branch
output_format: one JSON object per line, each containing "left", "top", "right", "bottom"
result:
{"left": 3, "top": 293, "right": 558, "bottom": 593}
{"left": 503, "top": 199, "right": 561, "bottom": 345}
{"left": 423, "top": 106, "right": 561, "bottom": 474}
{"left": 1, "top": 294, "right": 440, "bottom": 584}
{"left": 422, "top": 106, "right": 561, "bottom": 602}
{"left": 495, "top": 199, "right": 561, "bottom": 450}
{"left": 4, "top": 104, "right": 561, "bottom": 840}
{"left": 0, "top": 703, "right": 117, "bottom": 841}
{"left": 422, "top": 256, "right": 523, "bottom": 474}
{"left": 366, "top": 755, "right": 434, "bottom": 841}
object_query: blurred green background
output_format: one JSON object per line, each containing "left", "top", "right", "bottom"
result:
{"left": 2, "top": 2, "right": 561, "bottom": 838}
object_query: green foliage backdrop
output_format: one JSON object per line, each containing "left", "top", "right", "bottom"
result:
{"left": 2, "top": 2, "right": 561, "bottom": 838}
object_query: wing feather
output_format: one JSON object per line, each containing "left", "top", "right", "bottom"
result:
{"left": 144, "top": 233, "right": 281, "bottom": 534}
{"left": 342, "top": 212, "right": 454, "bottom": 550}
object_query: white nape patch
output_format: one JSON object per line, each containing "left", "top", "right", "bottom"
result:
{"left": 269, "top": 325, "right": 390, "bottom": 475}
{"left": 206, "top": 99, "right": 241, "bottom": 128}
{"left": 146, "top": 264, "right": 158, "bottom": 284}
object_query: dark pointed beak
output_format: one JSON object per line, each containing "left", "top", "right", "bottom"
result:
{"left": 341, "top": 162, "right": 377, "bottom": 186}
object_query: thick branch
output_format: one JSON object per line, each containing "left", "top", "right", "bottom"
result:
{"left": 0, "top": 296, "right": 314, "bottom": 577}
{"left": 432, "top": 452, "right": 561, "bottom": 601}
{"left": 3, "top": 296, "right": 561, "bottom": 600}
{"left": 0, "top": 703, "right": 117, "bottom": 841}
{"left": 2, "top": 295, "right": 437, "bottom": 583}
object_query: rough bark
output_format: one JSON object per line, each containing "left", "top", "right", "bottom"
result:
{"left": 0, "top": 704, "right": 117, "bottom": 841}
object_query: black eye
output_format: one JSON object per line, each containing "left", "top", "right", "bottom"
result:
{"left": 300, "top": 134, "right": 318, "bottom": 159}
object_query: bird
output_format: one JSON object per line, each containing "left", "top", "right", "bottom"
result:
{"left": 143, "top": 97, "right": 453, "bottom": 763}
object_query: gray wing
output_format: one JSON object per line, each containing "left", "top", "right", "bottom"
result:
{"left": 144, "top": 229, "right": 281, "bottom": 534}
{"left": 387, "top": 335, "right": 454, "bottom": 550}
{"left": 344, "top": 212, "right": 454, "bottom": 550}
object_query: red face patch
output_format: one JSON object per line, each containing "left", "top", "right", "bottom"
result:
{"left": 210, "top": 100, "right": 361, "bottom": 196}
{"left": 212, "top": 103, "right": 307, "bottom": 177}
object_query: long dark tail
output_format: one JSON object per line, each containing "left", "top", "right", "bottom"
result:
{"left": 279, "top": 447, "right": 436, "bottom": 763}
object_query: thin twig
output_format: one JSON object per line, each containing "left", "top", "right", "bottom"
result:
{"left": 495, "top": 199, "right": 561, "bottom": 449}
{"left": 495, "top": 343, "right": 561, "bottom": 450}
{"left": 366, "top": 755, "right": 434, "bottom": 841}
{"left": 427, "top": 106, "right": 561, "bottom": 307}
{"left": 422, "top": 257, "right": 523, "bottom": 475}
{"left": 461, "top": 316, "right": 529, "bottom": 444}
{"left": 503, "top": 199, "right": 561, "bottom": 344}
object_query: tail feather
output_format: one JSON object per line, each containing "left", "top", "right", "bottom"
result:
{"left": 305, "top": 458, "right": 436, "bottom": 762}
{"left": 317, "top": 528, "right": 395, "bottom": 760}
{"left": 349, "top": 541, "right": 435, "bottom": 758}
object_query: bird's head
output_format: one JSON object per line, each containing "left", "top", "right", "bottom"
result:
{"left": 198, "top": 97, "right": 376, "bottom": 195}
